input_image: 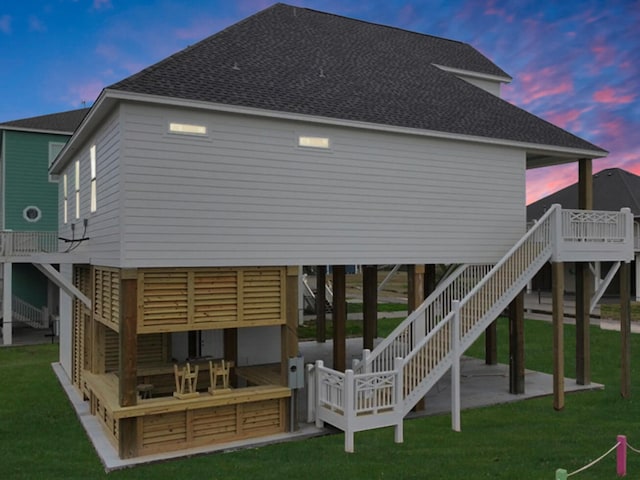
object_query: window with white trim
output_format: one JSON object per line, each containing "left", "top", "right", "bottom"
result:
{"left": 90, "top": 145, "right": 97, "bottom": 213}
{"left": 75, "top": 160, "right": 80, "bottom": 219}
{"left": 63, "top": 174, "right": 68, "bottom": 224}
{"left": 23, "top": 206, "right": 41, "bottom": 223}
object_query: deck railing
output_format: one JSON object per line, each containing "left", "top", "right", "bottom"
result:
{"left": 0, "top": 231, "right": 59, "bottom": 256}
{"left": 635, "top": 221, "right": 640, "bottom": 251}
{"left": 314, "top": 358, "right": 403, "bottom": 452}
{"left": 309, "top": 205, "right": 634, "bottom": 450}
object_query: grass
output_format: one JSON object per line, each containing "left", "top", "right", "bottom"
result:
{"left": 298, "top": 315, "right": 404, "bottom": 340}
{"left": 601, "top": 301, "right": 640, "bottom": 321}
{"left": 2, "top": 321, "right": 640, "bottom": 479}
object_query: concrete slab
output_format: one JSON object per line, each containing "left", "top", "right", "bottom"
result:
{"left": 54, "top": 337, "right": 603, "bottom": 471}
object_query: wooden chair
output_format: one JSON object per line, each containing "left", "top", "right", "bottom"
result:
{"left": 208, "top": 359, "right": 234, "bottom": 393}
{"left": 173, "top": 362, "right": 200, "bottom": 399}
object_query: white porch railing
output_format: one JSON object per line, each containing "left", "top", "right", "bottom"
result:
{"left": 308, "top": 205, "right": 634, "bottom": 451}
{"left": 634, "top": 221, "right": 640, "bottom": 252}
{"left": 314, "top": 358, "right": 404, "bottom": 452}
{"left": 0, "top": 231, "right": 59, "bottom": 256}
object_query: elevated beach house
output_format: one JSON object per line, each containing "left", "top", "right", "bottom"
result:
{"left": 46, "top": 4, "right": 633, "bottom": 458}
{"left": 0, "top": 108, "right": 88, "bottom": 344}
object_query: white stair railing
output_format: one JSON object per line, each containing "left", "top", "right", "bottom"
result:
{"left": 311, "top": 205, "right": 634, "bottom": 450}
{"left": 11, "top": 296, "right": 48, "bottom": 329}
{"left": 353, "top": 263, "right": 493, "bottom": 374}
{"left": 401, "top": 205, "right": 556, "bottom": 411}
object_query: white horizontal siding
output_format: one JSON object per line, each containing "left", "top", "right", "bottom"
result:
{"left": 119, "top": 103, "right": 525, "bottom": 267}
{"left": 58, "top": 110, "right": 122, "bottom": 266}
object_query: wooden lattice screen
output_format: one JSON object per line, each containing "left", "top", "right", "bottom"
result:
{"left": 72, "top": 265, "right": 91, "bottom": 391}
{"left": 94, "top": 267, "right": 120, "bottom": 331}
{"left": 137, "top": 267, "right": 286, "bottom": 333}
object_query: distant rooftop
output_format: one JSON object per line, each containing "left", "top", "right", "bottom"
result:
{"left": 527, "top": 168, "right": 640, "bottom": 220}
{"left": 0, "top": 107, "right": 90, "bottom": 134}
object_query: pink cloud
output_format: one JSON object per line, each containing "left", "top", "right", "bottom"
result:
{"left": 484, "top": 0, "right": 514, "bottom": 22}
{"left": 0, "top": 14, "right": 11, "bottom": 34}
{"left": 174, "top": 18, "right": 227, "bottom": 41}
{"left": 591, "top": 36, "right": 616, "bottom": 67}
{"left": 593, "top": 87, "right": 635, "bottom": 105}
{"left": 526, "top": 164, "right": 577, "bottom": 205}
{"left": 545, "top": 109, "right": 583, "bottom": 129}
{"left": 511, "top": 67, "right": 574, "bottom": 106}
{"left": 64, "top": 80, "right": 104, "bottom": 106}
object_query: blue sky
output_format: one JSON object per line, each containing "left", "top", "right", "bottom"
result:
{"left": 1, "top": 0, "right": 637, "bottom": 204}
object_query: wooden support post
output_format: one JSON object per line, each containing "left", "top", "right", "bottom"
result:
{"left": 223, "top": 328, "right": 238, "bottom": 387}
{"left": 508, "top": 290, "right": 525, "bottom": 394}
{"left": 575, "top": 262, "right": 591, "bottom": 385}
{"left": 423, "top": 264, "right": 436, "bottom": 300}
{"left": 576, "top": 158, "right": 592, "bottom": 386}
{"left": 362, "top": 265, "right": 377, "bottom": 351}
{"left": 119, "top": 417, "right": 138, "bottom": 459}
{"left": 485, "top": 321, "right": 498, "bottom": 365}
{"left": 620, "top": 261, "right": 631, "bottom": 398}
{"left": 188, "top": 331, "right": 199, "bottom": 359}
{"left": 282, "top": 266, "right": 300, "bottom": 386}
{"left": 119, "top": 271, "right": 138, "bottom": 408}
{"left": 332, "top": 265, "right": 347, "bottom": 372}
{"left": 407, "top": 264, "right": 425, "bottom": 314}
{"left": 552, "top": 262, "right": 565, "bottom": 410}
{"left": 316, "top": 265, "right": 327, "bottom": 343}
{"left": 115, "top": 271, "right": 139, "bottom": 458}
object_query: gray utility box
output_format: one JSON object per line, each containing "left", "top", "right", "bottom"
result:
{"left": 287, "top": 356, "right": 305, "bottom": 389}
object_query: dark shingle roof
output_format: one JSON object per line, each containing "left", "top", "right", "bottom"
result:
{"left": 0, "top": 107, "right": 90, "bottom": 134}
{"left": 527, "top": 168, "right": 640, "bottom": 220}
{"left": 107, "top": 3, "right": 604, "bottom": 154}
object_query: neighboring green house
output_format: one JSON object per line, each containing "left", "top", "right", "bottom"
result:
{"left": 0, "top": 108, "right": 88, "bottom": 344}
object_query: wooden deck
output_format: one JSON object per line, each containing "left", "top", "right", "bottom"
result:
{"left": 84, "top": 370, "right": 291, "bottom": 456}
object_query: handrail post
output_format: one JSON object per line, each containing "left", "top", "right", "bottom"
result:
{"left": 306, "top": 363, "right": 315, "bottom": 423}
{"left": 451, "top": 300, "right": 461, "bottom": 432}
{"left": 551, "top": 204, "right": 562, "bottom": 262}
{"left": 393, "top": 357, "right": 404, "bottom": 444}
{"left": 621, "top": 208, "right": 633, "bottom": 261}
{"left": 344, "top": 369, "right": 355, "bottom": 452}
{"left": 314, "top": 360, "right": 324, "bottom": 428}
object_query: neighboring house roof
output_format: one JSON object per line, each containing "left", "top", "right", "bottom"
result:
{"left": 527, "top": 168, "right": 640, "bottom": 220}
{"left": 106, "top": 3, "right": 605, "bottom": 155}
{"left": 0, "top": 108, "right": 90, "bottom": 135}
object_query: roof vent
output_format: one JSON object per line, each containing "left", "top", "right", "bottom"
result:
{"left": 319, "top": 68, "right": 325, "bottom": 78}
{"left": 232, "top": 62, "right": 240, "bottom": 70}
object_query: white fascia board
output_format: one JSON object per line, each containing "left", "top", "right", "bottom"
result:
{"left": 432, "top": 64, "right": 513, "bottom": 84}
{"left": 55, "top": 89, "right": 607, "bottom": 171}
{"left": 0, "top": 125, "right": 74, "bottom": 135}
{"left": 49, "top": 91, "right": 111, "bottom": 174}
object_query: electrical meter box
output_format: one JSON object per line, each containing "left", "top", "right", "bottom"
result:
{"left": 287, "top": 356, "right": 305, "bottom": 389}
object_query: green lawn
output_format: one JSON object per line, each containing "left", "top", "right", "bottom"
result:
{"left": 1, "top": 320, "right": 639, "bottom": 479}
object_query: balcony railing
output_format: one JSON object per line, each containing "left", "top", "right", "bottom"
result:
{"left": 0, "top": 231, "right": 59, "bottom": 256}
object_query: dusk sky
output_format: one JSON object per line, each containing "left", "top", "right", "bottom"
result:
{"left": 1, "top": 0, "right": 637, "bottom": 204}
